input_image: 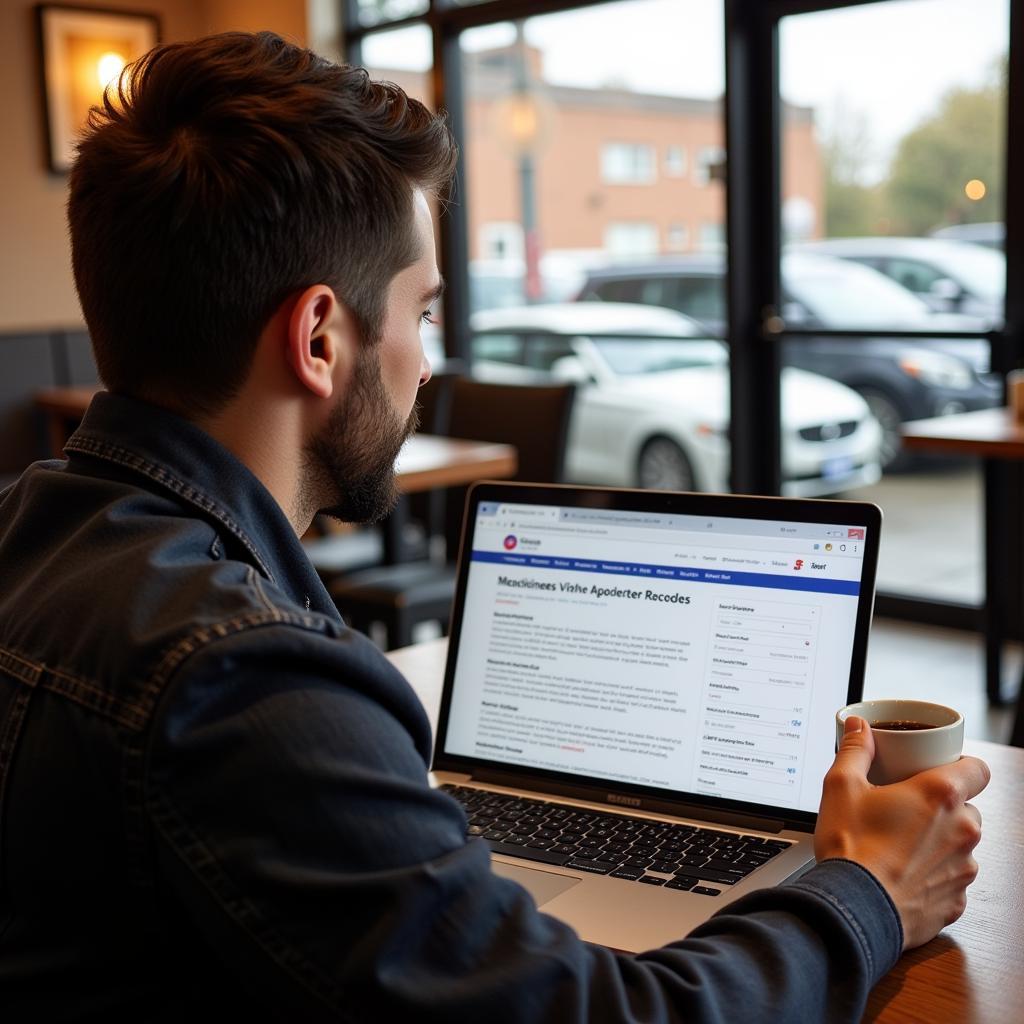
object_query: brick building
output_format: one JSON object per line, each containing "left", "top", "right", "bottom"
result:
{"left": 375, "top": 45, "right": 822, "bottom": 272}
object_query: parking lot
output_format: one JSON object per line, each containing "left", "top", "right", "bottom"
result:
{"left": 848, "top": 461, "right": 983, "bottom": 604}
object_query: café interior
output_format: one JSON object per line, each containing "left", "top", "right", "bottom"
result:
{"left": 2, "top": 0, "right": 1023, "bottom": 1019}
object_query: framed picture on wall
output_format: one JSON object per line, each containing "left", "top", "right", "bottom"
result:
{"left": 35, "top": 4, "right": 161, "bottom": 173}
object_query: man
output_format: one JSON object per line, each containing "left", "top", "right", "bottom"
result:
{"left": 0, "top": 32, "right": 987, "bottom": 1022}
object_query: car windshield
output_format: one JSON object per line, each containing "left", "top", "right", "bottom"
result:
{"left": 936, "top": 245, "right": 1005, "bottom": 300}
{"left": 784, "top": 257, "right": 933, "bottom": 328}
{"left": 590, "top": 337, "right": 726, "bottom": 375}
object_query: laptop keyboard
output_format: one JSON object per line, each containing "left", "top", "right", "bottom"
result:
{"left": 441, "top": 785, "right": 791, "bottom": 895}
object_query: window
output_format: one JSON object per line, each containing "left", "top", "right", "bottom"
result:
{"left": 479, "top": 222, "right": 524, "bottom": 262}
{"left": 666, "top": 276, "right": 726, "bottom": 329}
{"left": 694, "top": 145, "right": 725, "bottom": 186}
{"left": 604, "top": 221, "right": 659, "bottom": 257}
{"left": 665, "top": 145, "right": 687, "bottom": 176}
{"left": 601, "top": 142, "right": 657, "bottom": 185}
{"left": 345, "top": 0, "right": 1021, "bottom": 641}
{"left": 881, "top": 259, "right": 947, "bottom": 297}
{"left": 355, "top": 0, "right": 427, "bottom": 28}
{"left": 667, "top": 222, "right": 690, "bottom": 250}
{"left": 698, "top": 221, "right": 725, "bottom": 250}
{"left": 779, "top": 0, "right": 1008, "bottom": 608}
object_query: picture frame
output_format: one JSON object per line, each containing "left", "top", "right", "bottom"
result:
{"left": 35, "top": 4, "right": 160, "bottom": 173}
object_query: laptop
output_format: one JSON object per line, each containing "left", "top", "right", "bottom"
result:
{"left": 431, "top": 482, "right": 881, "bottom": 951}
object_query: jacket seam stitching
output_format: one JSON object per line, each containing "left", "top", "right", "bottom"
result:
{"left": 139, "top": 610, "right": 329, "bottom": 715}
{"left": 0, "top": 644, "right": 144, "bottom": 731}
{"left": 0, "top": 647, "right": 43, "bottom": 686}
{"left": 64, "top": 434, "right": 276, "bottom": 583}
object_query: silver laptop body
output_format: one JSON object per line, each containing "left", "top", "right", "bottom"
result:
{"left": 432, "top": 483, "right": 881, "bottom": 952}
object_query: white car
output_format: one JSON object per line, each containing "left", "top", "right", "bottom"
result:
{"left": 467, "top": 303, "right": 882, "bottom": 496}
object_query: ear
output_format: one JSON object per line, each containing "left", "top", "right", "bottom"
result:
{"left": 284, "top": 285, "right": 357, "bottom": 400}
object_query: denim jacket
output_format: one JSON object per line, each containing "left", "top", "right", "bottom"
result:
{"left": 0, "top": 392, "right": 901, "bottom": 1022}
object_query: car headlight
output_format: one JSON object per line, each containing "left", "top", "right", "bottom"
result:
{"left": 898, "top": 350, "right": 974, "bottom": 390}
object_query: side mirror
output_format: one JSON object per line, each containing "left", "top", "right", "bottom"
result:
{"left": 929, "top": 277, "right": 964, "bottom": 310}
{"left": 550, "top": 355, "right": 593, "bottom": 384}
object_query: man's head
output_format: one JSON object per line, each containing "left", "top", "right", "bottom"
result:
{"left": 303, "top": 190, "right": 444, "bottom": 523}
{"left": 68, "top": 32, "right": 456, "bottom": 523}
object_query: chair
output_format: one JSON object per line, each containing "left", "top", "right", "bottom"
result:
{"left": 329, "top": 378, "right": 576, "bottom": 649}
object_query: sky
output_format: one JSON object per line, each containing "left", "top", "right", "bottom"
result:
{"left": 362, "top": 0, "right": 1008, "bottom": 182}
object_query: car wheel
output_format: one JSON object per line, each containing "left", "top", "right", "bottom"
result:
{"left": 858, "top": 388, "right": 908, "bottom": 471}
{"left": 637, "top": 437, "right": 696, "bottom": 491}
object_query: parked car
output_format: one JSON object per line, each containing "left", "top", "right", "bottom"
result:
{"left": 578, "top": 252, "right": 1000, "bottom": 468}
{"left": 467, "top": 302, "right": 882, "bottom": 496}
{"left": 797, "top": 237, "right": 1005, "bottom": 324}
{"left": 469, "top": 258, "right": 589, "bottom": 312}
{"left": 930, "top": 222, "right": 1004, "bottom": 251}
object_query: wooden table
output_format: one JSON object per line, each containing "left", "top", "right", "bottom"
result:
{"left": 901, "top": 408, "right": 1023, "bottom": 743}
{"left": 34, "top": 386, "right": 518, "bottom": 564}
{"left": 394, "top": 434, "right": 517, "bottom": 494}
{"left": 387, "top": 636, "right": 1024, "bottom": 1024}
{"left": 34, "top": 385, "right": 102, "bottom": 457}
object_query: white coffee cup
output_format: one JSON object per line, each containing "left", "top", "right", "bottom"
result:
{"left": 836, "top": 699, "right": 964, "bottom": 785}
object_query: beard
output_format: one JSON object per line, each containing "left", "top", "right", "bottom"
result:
{"left": 303, "top": 345, "right": 418, "bottom": 525}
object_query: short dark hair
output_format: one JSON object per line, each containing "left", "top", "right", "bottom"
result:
{"left": 68, "top": 31, "right": 457, "bottom": 416}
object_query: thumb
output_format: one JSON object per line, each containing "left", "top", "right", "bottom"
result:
{"left": 833, "top": 715, "right": 875, "bottom": 778}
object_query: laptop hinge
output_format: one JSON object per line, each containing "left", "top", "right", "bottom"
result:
{"left": 468, "top": 768, "right": 793, "bottom": 834}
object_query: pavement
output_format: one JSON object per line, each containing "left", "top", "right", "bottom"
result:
{"left": 847, "top": 463, "right": 982, "bottom": 604}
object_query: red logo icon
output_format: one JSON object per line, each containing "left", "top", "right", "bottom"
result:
{"left": 848, "top": 528, "right": 865, "bottom": 540}
{"left": 793, "top": 558, "right": 804, "bottom": 570}
{"left": 503, "top": 535, "right": 518, "bottom": 550}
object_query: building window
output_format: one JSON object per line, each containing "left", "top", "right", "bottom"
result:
{"left": 694, "top": 145, "right": 726, "bottom": 186}
{"left": 479, "top": 222, "right": 525, "bottom": 262}
{"left": 698, "top": 221, "right": 725, "bottom": 250}
{"left": 604, "top": 221, "right": 659, "bottom": 258}
{"left": 667, "top": 223, "right": 690, "bottom": 250}
{"left": 665, "top": 145, "right": 687, "bottom": 177}
{"left": 600, "top": 142, "right": 656, "bottom": 185}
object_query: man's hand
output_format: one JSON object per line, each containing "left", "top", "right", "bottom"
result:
{"left": 814, "top": 715, "right": 990, "bottom": 951}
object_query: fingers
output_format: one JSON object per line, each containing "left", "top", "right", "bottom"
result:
{"left": 916, "top": 756, "right": 991, "bottom": 806}
{"left": 829, "top": 715, "right": 876, "bottom": 780}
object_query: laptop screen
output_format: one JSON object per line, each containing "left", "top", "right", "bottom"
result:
{"left": 435, "top": 485, "right": 879, "bottom": 823}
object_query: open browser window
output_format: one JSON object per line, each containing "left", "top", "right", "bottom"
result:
{"left": 441, "top": 494, "right": 874, "bottom": 817}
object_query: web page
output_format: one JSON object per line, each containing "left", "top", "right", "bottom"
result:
{"left": 444, "top": 502, "right": 870, "bottom": 814}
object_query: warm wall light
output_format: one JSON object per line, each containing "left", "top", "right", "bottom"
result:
{"left": 965, "top": 179, "right": 987, "bottom": 201}
{"left": 36, "top": 4, "right": 160, "bottom": 173}
{"left": 96, "top": 51, "right": 127, "bottom": 91}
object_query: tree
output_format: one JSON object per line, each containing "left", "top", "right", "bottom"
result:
{"left": 820, "top": 105, "right": 882, "bottom": 237}
{"left": 885, "top": 61, "right": 1005, "bottom": 235}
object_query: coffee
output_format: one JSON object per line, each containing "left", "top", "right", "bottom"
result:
{"left": 870, "top": 719, "right": 937, "bottom": 731}
{"left": 838, "top": 700, "right": 963, "bottom": 784}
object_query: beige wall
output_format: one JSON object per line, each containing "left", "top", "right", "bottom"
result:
{"left": 0, "top": 0, "right": 307, "bottom": 334}
{"left": 201, "top": 0, "right": 306, "bottom": 42}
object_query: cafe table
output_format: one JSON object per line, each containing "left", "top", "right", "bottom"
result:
{"left": 387, "top": 636, "right": 1024, "bottom": 1024}
{"left": 901, "top": 408, "right": 1024, "bottom": 745}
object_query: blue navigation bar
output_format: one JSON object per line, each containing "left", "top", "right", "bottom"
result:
{"left": 471, "top": 550, "right": 860, "bottom": 597}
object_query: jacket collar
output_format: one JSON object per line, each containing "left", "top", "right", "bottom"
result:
{"left": 65, "top": 391, "right": 339, "bottom": 618}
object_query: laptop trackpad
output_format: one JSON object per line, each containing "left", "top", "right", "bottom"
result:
{"left": 493, "top": 862, "right": 581, "bottom": 906}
